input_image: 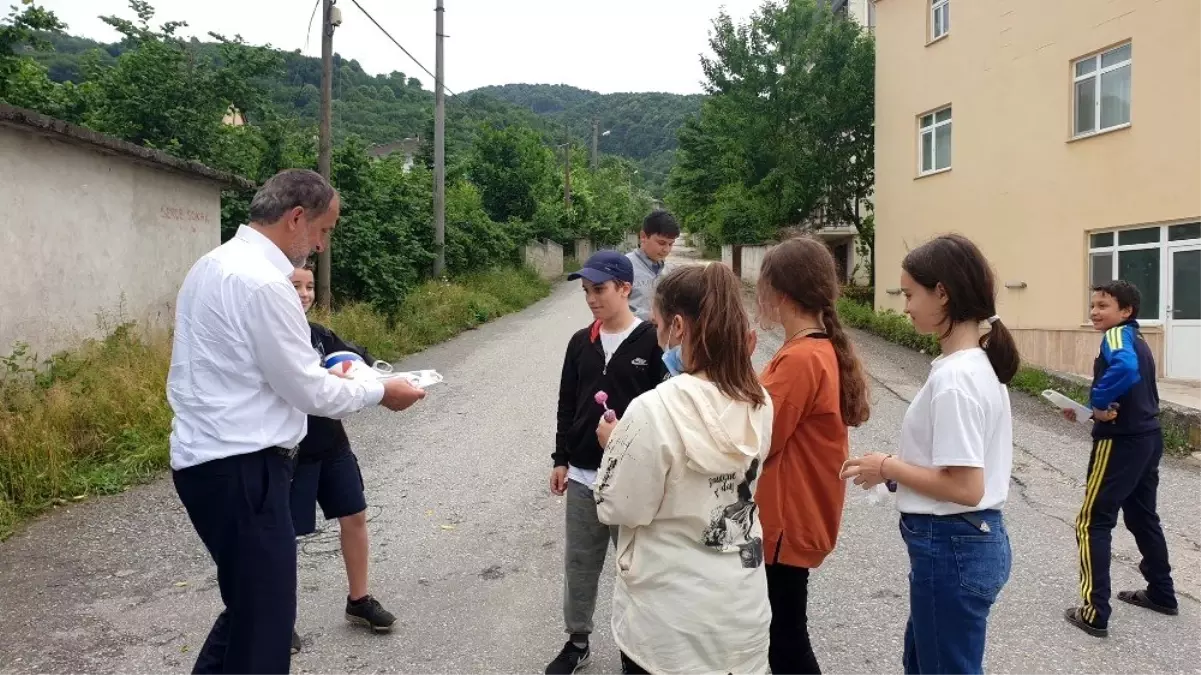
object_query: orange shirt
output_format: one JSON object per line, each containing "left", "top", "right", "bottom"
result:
{"left": 757, "top": 335, "right": 848, "bottom": 569}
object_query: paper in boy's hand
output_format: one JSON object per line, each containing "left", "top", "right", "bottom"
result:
{"left": 1042, "top": 389, "right": 1092, "bottom": 427}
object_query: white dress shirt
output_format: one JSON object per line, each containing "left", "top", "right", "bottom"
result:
{"left": 167, "top": 225, "right": 385, "bottom": 470}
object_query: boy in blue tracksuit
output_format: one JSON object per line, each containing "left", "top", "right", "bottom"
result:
{"left": 1063, "top": 280, "right": 1177, "bottom": 638}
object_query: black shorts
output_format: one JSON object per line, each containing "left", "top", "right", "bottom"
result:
{"left": 289, "top": 450, "right": 367, "bottom": 536}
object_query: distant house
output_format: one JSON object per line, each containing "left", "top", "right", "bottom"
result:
{"left": 222, "top": 105, "right": 245, "bottom": 127}
{"left": 0, "top": 104, "right": 252, "bottom": 360}
{"left": 368, "top": 137, "right": 421, "bottom": 173}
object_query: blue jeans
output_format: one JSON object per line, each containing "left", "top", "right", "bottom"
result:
{"left": 899, "top": 510, "right": 1011, "bottom": 675}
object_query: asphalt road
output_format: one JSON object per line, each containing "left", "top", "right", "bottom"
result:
{"left": 0, "top": 276, "right": 1197, "bottom": 674}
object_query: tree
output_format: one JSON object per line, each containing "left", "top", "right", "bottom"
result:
{"left": 667, "top": 0, "right": 875, "bottom": 261}
{"left": 0, "top": 2, "right": 65, "bottom": 97}
{"left": 468, "top": 123, "right": 554, "bottom": 223}
{"left": 84, "top": 1, "right": 282, "bottom": 164}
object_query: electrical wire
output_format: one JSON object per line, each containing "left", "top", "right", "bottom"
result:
{"left": 343, "top": 0, "right": 461, "bottom": 100}
{"left": 303, "top": 0, "right": 320, "bottom": 53}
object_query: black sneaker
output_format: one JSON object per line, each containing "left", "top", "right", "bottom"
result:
{"left": 291, "top": 630, "right": 302, "bottom": 654}
{"left": 345, "top": 595, "right": 396, "bottom": 633}
{"left": 546, "top": 641, "right": 591, "bottom": 674}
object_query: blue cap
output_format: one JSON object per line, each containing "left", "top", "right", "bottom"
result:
{"left": 568, "top": 250, "right": 635, "bottom": 285}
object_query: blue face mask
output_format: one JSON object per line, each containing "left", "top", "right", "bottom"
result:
{"left": 662, "top": 344, "right": 684, "bottom": 377}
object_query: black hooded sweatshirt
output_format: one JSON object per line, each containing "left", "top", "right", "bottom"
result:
{"left": 553, "top": 320, "right": 668, "bottom": 470}
{"left": 299, "top": 321, "right": 377, "bottom": 462}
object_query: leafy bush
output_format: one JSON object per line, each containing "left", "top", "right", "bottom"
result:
{"left": 444, "top": 181, "right": 520, "bottom": 274}
{"left": 837, "top": 298, "right": 940, "bottom": 354}
{"left": 840, "top": 285, "right": 874, "bottom": 306}
{"left": 0, "top": 267, "right": 550, "bottom": 539}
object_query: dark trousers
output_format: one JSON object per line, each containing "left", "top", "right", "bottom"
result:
{"left": 173, "top": 449, "right": 297, "bottom": 674}
{"left": 620, "top": 652, "right": 650, "bottom": 674}
{"left": 1076, "top": 432, "right": 1176, "bottom": 627}
{"left": 766, "top": 563, "right": 821, "bottom": 675}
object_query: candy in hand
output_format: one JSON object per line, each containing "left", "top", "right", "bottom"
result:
{"left": 596, "top": 390, "right": 617, "bottom": 423}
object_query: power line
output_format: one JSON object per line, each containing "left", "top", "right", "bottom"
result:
{"left": 343, "top": 0, "right": 461, "bottom": 100}
{"left": 302, "top": 0, "right": 320, "bottom": 53}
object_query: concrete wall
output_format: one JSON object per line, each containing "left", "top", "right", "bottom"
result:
{"left": 721, "top": 244, "right": 771, "bottom": 283}
{"left": 0, "top": 125, "right": 222, "bottom": 359}
{"left": 522, "top": 240, "right": 564, "bottom": 280}
{"left": 574, "top": 239, "right": 595, "bottom": 262}
{"left": 874, "top": 0, "right": 1200, "bottom": 376}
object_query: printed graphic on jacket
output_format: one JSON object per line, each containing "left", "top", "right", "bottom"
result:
{"left": 701, "top": 458, "right": 764, "bottom": 569}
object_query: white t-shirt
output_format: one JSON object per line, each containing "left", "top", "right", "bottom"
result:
{"left": 568, "top": 319, "right": 643, "bottom": 488}
{"left": 895, "top": 348, "right": 1013, "bottom": 516}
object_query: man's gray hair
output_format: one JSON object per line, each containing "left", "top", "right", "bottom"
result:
{"left": 249, "top": 169, "right": 336, "bottom": 225}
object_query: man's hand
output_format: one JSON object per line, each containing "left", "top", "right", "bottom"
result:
{"left": 380, "top": 377, "right": 426, "bottom": 411}
{"left": 1093, "top": 407, "right": 1118, "bottom": 422}
{"left": 549, "top": 466, "right": 568, "bottom": 496}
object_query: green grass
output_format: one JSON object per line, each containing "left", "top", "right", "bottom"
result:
{"left": 0, "top": 266, "right": 551, "bottom": 540}
{"left": 563, "top": 256, "right": 582, "bottom": 276}
{"left": 836, "top": 298, "right": 1198, "bottom": 456}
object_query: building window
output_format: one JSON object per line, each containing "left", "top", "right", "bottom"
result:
{"left": 1087, "top": 223, "right": 1201, "bottom": 321}
{"left": 919, "top": 107, "right": 952, "bottom": 175}
{"left": 1074, "top": 43, "right": 1132, "bottom": 137}
{"left": 931, "top": 0, "right": 949, "bottom": 41}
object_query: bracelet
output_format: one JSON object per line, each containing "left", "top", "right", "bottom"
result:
{"left": 880, "top": 453, "right": 894, "bottom": 481}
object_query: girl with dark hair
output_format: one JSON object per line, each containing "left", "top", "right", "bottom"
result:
{"left": 593, "top": 263, "right": 774, "bottom": 675}
{"left": 841, "top": 234, "right": 1017, "bottom": 675}
{"left": 755, "top": 236, "right": 871, "bottom": 675}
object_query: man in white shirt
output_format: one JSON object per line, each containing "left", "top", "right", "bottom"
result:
{"left": 167, "top": 169, "right": 425, "bottom": 675}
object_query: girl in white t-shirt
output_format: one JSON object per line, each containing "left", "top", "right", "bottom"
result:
{"left": 841, "top": 234, "right": 1019, "bottom": 675}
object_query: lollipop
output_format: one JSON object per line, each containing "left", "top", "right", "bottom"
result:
{"left": 595, "top": 391, "right": 617, "bottom": 423}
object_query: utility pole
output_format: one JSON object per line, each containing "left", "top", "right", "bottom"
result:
{"left": 562, "top": 133, "right": 572, "bottom": 208}
{"left": 591, "top": 118, "right": 599, "bottom": 171}
{"left": 316, "top": 0, "right": 337, "bottom": 311}
{"left": 432, "top": 0, "right": 447, "bottom": 277}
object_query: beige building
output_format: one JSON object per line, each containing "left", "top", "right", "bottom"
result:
{"left": 0, "top": 104, "right": 251, "bottom": 360}
{"left": 873, "top": 0, "right": 1201, "bottom": 382}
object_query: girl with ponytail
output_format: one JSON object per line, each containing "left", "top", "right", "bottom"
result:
{"left": 841, "top": 233, "right": 1017, "bottom": 675}
{"left": 754, "top": 235, "right": 870, "bottom": 675}
{"left": 593, "top": 263, "right": 773, "bottom": 675}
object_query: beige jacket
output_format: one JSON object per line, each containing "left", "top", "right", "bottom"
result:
{"left": 594, "top": 374, "right": 774, "bottom": 675}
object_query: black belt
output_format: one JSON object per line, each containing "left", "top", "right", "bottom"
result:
{"left": 903, "top": 510, "right": 996, "bottom": 534}
{"left": 957, "top": 511, "right": 992, "bottom": 533}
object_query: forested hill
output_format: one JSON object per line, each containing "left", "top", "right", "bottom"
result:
{"left": 27, "top": 34, "right": 697, "bottom": 193}
{"left": 470, "top": 84, "right": 704, "bottom": 194}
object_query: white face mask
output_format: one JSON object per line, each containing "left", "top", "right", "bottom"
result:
{"left": 661, "top": 321, "right": 685, "bottom": 377}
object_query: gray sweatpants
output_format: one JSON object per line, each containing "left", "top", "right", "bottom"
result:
{"left": 563, "top": 479, "right": 618, "bottom": 637}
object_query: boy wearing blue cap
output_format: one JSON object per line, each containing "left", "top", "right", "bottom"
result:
{"left": 288, "top": 263, "right": 395, "bottom": 652}
{"left": 545, "top": 251, "right": 668, "bottom": 674}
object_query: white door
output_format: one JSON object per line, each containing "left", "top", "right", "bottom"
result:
{"left": 1166, "top": 245, "right": 1201, "bottom": 381}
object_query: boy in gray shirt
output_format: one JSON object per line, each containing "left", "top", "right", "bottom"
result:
{"left": 625, "top": 210, "right": 680, "bottom": 322}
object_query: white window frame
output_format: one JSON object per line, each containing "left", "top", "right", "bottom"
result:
{"left": 1086, "top": 222, "right": 1201, "bottom": 324}
{"left": 930, "top": 0, "right": 949, "bottom": 42}
{"left": 918, "top": 107, "right": 952, "bottom": 176}
{"left": 1073, "top": 43, "right": 1132, "bottom": 138}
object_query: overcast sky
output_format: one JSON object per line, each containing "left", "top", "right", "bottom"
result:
{"left": 38, "top": 0, "right": 763, "bottom": 94}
